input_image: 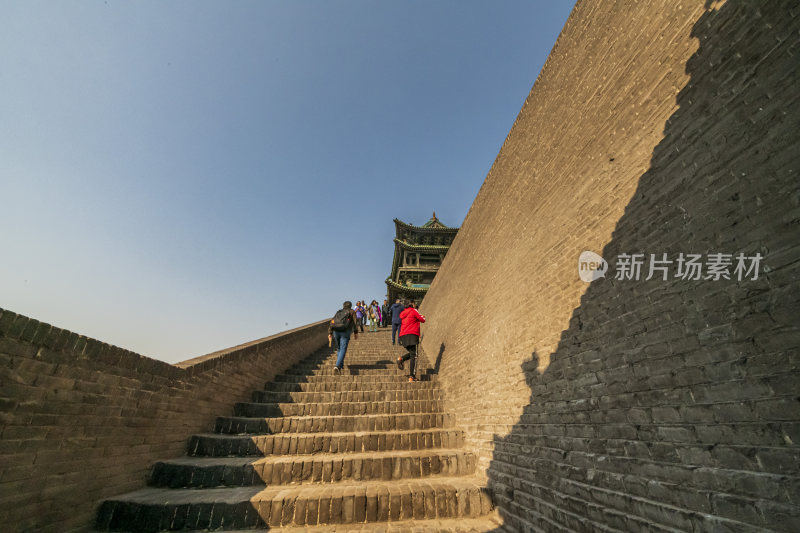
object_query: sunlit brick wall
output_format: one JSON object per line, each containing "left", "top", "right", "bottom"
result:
{"left": 420, "top": 1, "right": 799, "bottom": 531}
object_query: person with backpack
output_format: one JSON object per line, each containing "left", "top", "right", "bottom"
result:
{"left": 396, "top": 300, "right": 425, "bottom": 382}
{"left": 328, "top": 301, "right": 359, "bottom": 372}
{"left": 389, "top": 298, "right": 405, "bottom": 345}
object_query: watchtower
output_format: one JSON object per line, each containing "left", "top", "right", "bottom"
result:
{"left": 385, "top": 212, "right": 459, "bottom": 303}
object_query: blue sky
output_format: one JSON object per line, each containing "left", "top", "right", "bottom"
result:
{"left": 0, "top": 1, "right": 575, "bottom": 363}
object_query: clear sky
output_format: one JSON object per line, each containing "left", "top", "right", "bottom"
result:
{"left": 0, "top": 0, "right": 575, "bottom": 363}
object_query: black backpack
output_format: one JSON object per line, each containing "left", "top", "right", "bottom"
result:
{"left": 330, "top": 309, "right": 352, "bottom": 332}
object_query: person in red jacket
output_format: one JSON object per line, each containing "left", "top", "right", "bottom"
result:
{"left": 396, "top": 300, "right": 426, "bottom": 382}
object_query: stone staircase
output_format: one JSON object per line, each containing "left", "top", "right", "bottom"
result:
{"left": 95, "top": 329, "right": 502, "bottom": 532}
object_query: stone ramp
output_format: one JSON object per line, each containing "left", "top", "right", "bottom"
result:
{"left": 95, "top": 330, "right": 498, "bottom": 531}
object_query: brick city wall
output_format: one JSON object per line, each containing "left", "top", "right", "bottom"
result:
{"left": 420, "top": 1, "right": 799, "bottom": 531}
{"left": 0, "top": 309, "right": 328, "bottom": 532}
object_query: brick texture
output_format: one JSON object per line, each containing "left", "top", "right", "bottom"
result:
{"left": 420, "top": 1, "right": 800, "bottom": 532}
{"left": 0, "top": 308, "right": 328, "bottom": 532}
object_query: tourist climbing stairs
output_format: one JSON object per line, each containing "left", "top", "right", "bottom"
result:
{"left": 95, "top": 329, "right": 501, "bottom": 532}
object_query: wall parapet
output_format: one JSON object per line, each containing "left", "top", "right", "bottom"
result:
{"left": 0, "top": 307, "right": 329, "bottom": 532}
{"left": 0, "top": 307, "right": 327, "bottom": 377}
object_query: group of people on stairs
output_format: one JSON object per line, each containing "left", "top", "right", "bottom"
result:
{"left": 328, "top": 299, "right": 426, "bottom": 382}
{"left": 350, "top": 299, "right": 406, "bottom": 333}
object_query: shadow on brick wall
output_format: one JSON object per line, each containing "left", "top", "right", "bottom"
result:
{"left": 434, "top": 342, "right": 446, "bottom": 374}
{"left": 486, "top": 2, "right": 799, "bottom": 531}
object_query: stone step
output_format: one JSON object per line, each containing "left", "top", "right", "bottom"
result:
{"left": 233, "top": 400, "right": 444, "bottom": 418}
{"left": 215, "top": 413, "right": 456, "bottom": 435}
{"left": 281, "top": 366, "right": 434, "bottom": 377}
{"left": 294, "top": 354, "right": 401, "bottom": 360}
{"left": 290, "top": 356, "right": 401, "bottom": 365}
{"left": 291, "top": 354, "right": 426, "bottom": 363}
{"left": 175, "top": 515, "right": 505, "bottom": 532}
{"left": 274, "top": 374, "right": 437, "bottom": 384}
{"left": 205, "top": 515, "right": 505, "bottom": 532}
{"left": 96, "top": 477, "right": 494, "bottom": 531}
{"left": 294, "top": 354, "right": 398, "bottom": 366}
{"left": 252, "top": 389, "right": 442, "bottom": 404}
{"left": 151, "top": 449, "right": 477, "bottom": 488}
{"left": 305, "top": 351, "right": 419, "bottom": 358}
{"left": 264, "top": 381, "right": 440, "bottom": 393}
{"left": 283, "top": 361, "right": 434, "bottom": 376}
{"left": 188, "top": 429, "right": 465, "bottom": 457}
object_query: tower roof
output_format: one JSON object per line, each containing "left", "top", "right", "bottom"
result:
{"left": 421, "top": 211, "right": 450, "bottom": 229}
{"left": 393, "top": 216, "right": 458, "bottom": 233}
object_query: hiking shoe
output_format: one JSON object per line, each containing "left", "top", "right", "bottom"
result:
{"left": 396, "top": 357, "right": 404, "bottom": 370}
{"left": 408, "top": 376, "right": 417, "bottom": 382}
{"left": 333, "top": 366, "right": 342, "bottom": 374}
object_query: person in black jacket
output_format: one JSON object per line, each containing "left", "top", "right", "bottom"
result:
{"left": 381, "top": 299, "right": 390, "bottom": 328}
{"left": 389, "top": 298, "right": 405, "bottom": 345}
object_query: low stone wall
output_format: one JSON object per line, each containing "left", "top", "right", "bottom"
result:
{"left": 420, "top": 1, "right": 800, "bottom": 531}
{"left": 0, "top": 308, "right": 328, "bottom": 532}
